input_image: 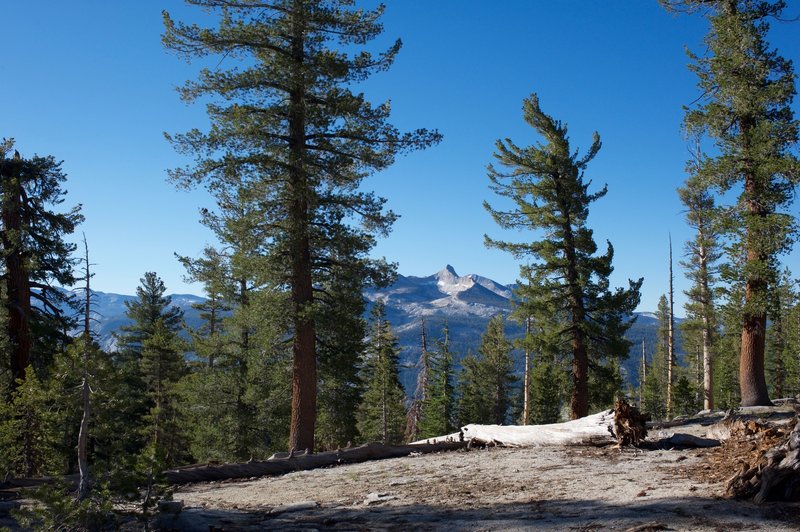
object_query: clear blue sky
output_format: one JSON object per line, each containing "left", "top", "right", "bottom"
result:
{"left": 2, "top": 1, "right": 799, "bottom": 315}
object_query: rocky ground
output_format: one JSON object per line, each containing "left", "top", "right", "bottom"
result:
{"left": 162, "top": 410, "right": 800, "bottom": 531}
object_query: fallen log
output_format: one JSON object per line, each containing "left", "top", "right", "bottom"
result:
{"left": 412, "top": 410, "right": 616, "bottom": 447}
{"left": 163, "top": 440, "right": 466, "bottom": 485}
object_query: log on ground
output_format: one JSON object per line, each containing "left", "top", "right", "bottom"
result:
{"left": 163, "top": 440, "right": 467, "bottom": 485}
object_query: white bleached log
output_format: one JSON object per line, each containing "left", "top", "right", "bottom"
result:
{"left": 411, "top": 410, "right": 616, "bottom": 447}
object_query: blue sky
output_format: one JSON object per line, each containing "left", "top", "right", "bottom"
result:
{"left": 2, "top": 1, "right": 799, "bottom": 315}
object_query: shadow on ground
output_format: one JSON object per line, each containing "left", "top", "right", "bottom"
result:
{"left": 160, "top": 495, "right": 800, "bottom": 531}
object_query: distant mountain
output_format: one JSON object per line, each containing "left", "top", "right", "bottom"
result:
{"left": 71, "top": 266, "right": 677, "bottom": 391}
{"left": 61, "top": 290, "right": 207, "bottom": 352}
{"left": 365, "top": 265, "right": 678, "bottom": 392}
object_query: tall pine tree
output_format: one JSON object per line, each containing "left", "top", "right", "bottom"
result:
{"left": 663, "top": 0, "right": 800, "bottom": 406}
{"left": 484, "top": 94, "right": 641, "bottom": 419}
{"left": 163, "top": 0, "right": 440, "bottom": 451}
{"left": 0, "top": 139, "right": 82, "bottom": 387}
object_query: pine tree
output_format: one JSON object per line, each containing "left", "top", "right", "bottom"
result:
{"left": 485, "top": 94, "right": 642, "bottom": 419}
{"left": 528, "top": 353, "right": 563, "bottom": 424}
{"left": 163, "top": 0, "right": 440, "bottom": 452}
{"left": 767, "top": 271, "right": 800, "bottom": 399}
{"left": 0, "top": 139, "right": 82, "bottom": 387}
{"left": 178, "top": 235, "right": 288, "bottom": 460}
{"left": 0, "top": 366, "right": 60, "bottom": 477}
{"left": 356, "top": 302, "right": 406, "bottom": 444}
{"left": 643, "top": 296, "right": 671, "bottom": 419}
{"left": 679, "top": 165, "right": 721, "bottom": 410}
{"left": 405, "top": 318, "right": 430, "bottom": 442}
{"left": 663, "top": 0, "right": 800, "bottom": 406}
{"left": 112, "top": 273, "right": 185, "bottom": 457}
{"left": 456, "top": 351, "right": 489, "bottom": 426}
{"left": 715, "top": 284, "right": 745, "bottom": 409}
{"left": 456, "top": 315, "right": 516, "bottom": 425}
{"left": 418, "top": 324, "right": 456, "bottom": 438}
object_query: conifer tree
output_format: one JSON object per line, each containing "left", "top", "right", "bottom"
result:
{"left": 642, "top": 296, "right": 671, "bottom": 419}
{"left": 418, "top": 324, "right": 456, "bottom": 438}
{"left": 356, "top": 301, "right": 406, "bottom": 444}
{"left": 405, "top": 318, "right": 429, "bottom": 442}
{"left": 163, "top": 0, "right": 440, "bottom": 452}
{"left": 0, "top": 139, "right": 82, "bottom": 386}
{"left": 679, "top": 169, "right": 721, "bottom": 410}
{"left": 714, "top": 285, "right": 745, "bottom": 408}
{"left": 0, "top": 366, "right": 60, "bottom": 477}
{"left": 663, "top": 0, "right": 800, "bottom": 406}
{"left": 767, "top": 271, "right": 800, "bottom": 398}
{"left": 485, "top": 94, "right": 642, "bottom": 419}
{"left": 528, "top": 352, "right": 563, "bottom": 424}
{"left": 456, "top": 315, "right": 516, "bottom": 425}
{"left": 112, "top": 273, "right": 185, "bottom": 457}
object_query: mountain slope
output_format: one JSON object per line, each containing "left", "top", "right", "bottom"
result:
{"left": 74, "top": 266, "right": 674, "bottom": 391}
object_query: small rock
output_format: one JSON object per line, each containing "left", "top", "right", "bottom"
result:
{"left": 271, "top": 501, "right": 318, "bottom": 514}
{"left": 364, "top": 492, "right": 398, "bottom": 505}
{"left": 158, "top": 500, "right": 184, "bottom": 514}
{"left": 635, "top": 490, "right": 647, "bottom": 497}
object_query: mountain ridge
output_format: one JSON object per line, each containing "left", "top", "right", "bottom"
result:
{"left": 63, "top": 265, "right": 670, "bottom": 390}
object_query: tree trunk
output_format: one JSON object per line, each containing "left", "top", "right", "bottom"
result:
{"left": 77, "top": 237, "right": 92, "bottom": 500}
{"left": 2, "top": 156, "right": 32, "bottom": 386}
{"left": 740, "top": 311, "right": 771, "bottom": 406}
{"left": 640, "top": 339, "right": 646, "bottom": 407}
{"left": 522, "top": 317, "right": 531, "bottom": 425}
{"left": 667, "top": 235, "right": 675, "bottom": 418}
{"left": 739, "top": 138, "right": 771, "bottom": 406}
{"left": 287, "top": 2, "right": 316, "bottom": 452}
{"left": 163, "top": 441, "right": 467, "bottom": 485}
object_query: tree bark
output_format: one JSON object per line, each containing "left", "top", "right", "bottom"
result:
{"left": 522, "top": 317, "right": 531, "bottom": 425}
{"left": 738, "top": 119, "right": 771, "bottom": 406}
{"left": 163, "top": 441, "right": 467, "bottom": 485}
{"left": 1, "top": 155, "right": 32, "bottom": 386}
{"left": 287, "top": 1, "right": 317, "bottom": 452}
{"left": 667, "top": 235, "right": 675, "bottom": 418}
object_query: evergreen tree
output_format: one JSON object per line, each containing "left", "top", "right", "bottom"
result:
{"left": 405, "top": 318, "right": 430, "bottom": 442}
{"left": 417, "top": 324, "right": 456, "bottom": 439}
{"left": 356, "top": 302, "right": 406, "bottom": 444}
{"left": 163, "top": 0, "right": 440, "bottom": 452}
{"left": 679, "top": 140, "right": 722, "bottom": 411}
{"left": 0, "top": 139, "right": 82, "bottom": 386}
{"left": 0, "top": 366, "right": 60, "bottom": 477}
{"left": 111, "top": 273, "right": 185, "bottom": 458}
{"left": 715, "top": 284, "right": 745, "bottom": 409}
{"left": 528, "top": 353, "right": 563, "bottom": 425}
{"left": 663, "top": 0, "right": 800, "bottom": 406}
{"left": 673, "top": 374, "right": 698, "bottom": 417}
{"left": 642, "top": 296, "right": 671, "bottom": 419}
{"left": 485, "top": 94, "right": 642, "bottom": 419}
{"left": 767, "top": 271, "right": 800, "bottom": 398}
{"left": 456, "top": 315, "right": 516, "bottom": 425}
{"left": 517, "top": 315, "right": 565, "bottom": 424}
{"left": 456, "top": 351, "right": 490, "bottom": 426}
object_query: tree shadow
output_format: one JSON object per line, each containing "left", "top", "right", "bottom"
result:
{"left": 159, "top": 495, "right": 800, "bottom": 531}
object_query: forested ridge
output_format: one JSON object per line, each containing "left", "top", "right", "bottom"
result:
{"left": 1, "top": 0, "right": 799, "bottom": 527}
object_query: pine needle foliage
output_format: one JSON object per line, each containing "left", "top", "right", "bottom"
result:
{"left": 484, "top": 94, "right": 642, "bottom": 419}
{"left": 163, "top": 0, "right": 441, "bottom": 451}
{"left": 356, "top": 301, "right": 406, "bottom": 444}
{"left": 663, "top": 0, "right": 800, "bottom": 406}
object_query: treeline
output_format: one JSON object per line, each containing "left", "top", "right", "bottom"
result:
{"left": 0, "top": 0, "right": 798, "bottom": 525}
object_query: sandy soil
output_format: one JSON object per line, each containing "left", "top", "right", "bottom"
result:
{"left": 164, "top": 416, "right": 800, "bottom": 531}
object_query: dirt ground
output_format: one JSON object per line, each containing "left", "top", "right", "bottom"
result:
{"left": 164, "top": 413, "right": 800, "bottom": 531}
